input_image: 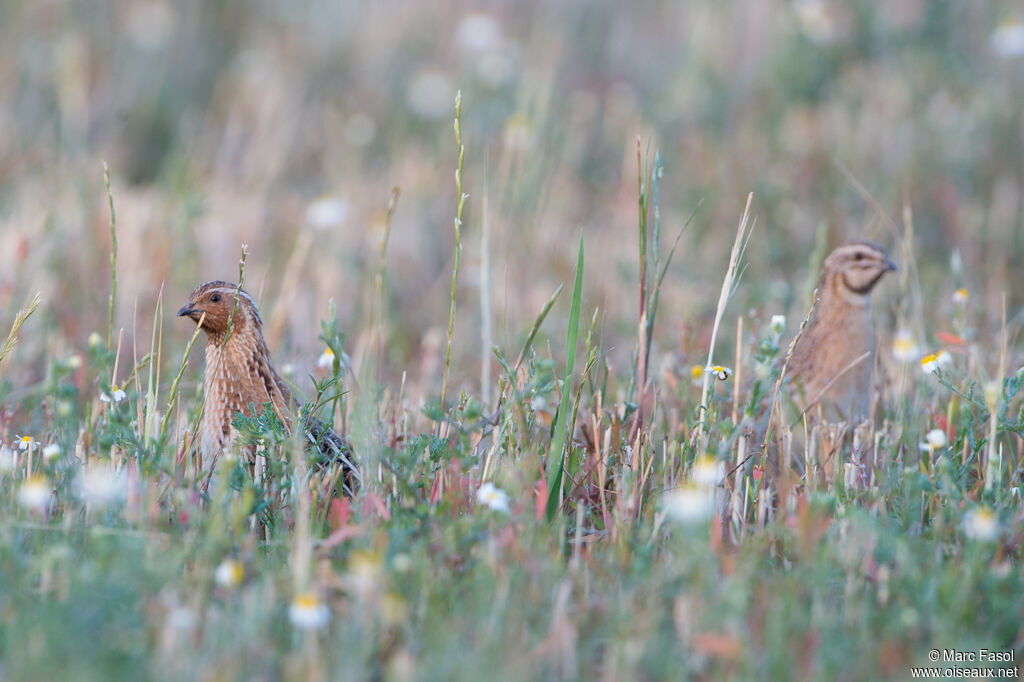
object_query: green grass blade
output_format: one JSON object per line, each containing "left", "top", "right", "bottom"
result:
{"left": 546, "top": 233, "right": 584, "bottom": 521}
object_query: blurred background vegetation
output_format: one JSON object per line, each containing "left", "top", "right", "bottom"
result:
{"left": 1, "top": 0, "right": 1022, "bottom": 397}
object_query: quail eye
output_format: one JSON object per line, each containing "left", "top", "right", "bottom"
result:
{"left": 854, "top": 252, "right": 864, "bottom": 261}
{"left": 210, "top": 293, "right": 222, "bottom": 303}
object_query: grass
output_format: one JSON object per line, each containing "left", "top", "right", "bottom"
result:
{"left": 1, "top": 2, "right": 1023, "bottom": 680}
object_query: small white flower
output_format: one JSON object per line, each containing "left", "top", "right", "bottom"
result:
{"left": 18, "top": 476, "right": 52, "bottom": 512}
{"left": 952, "top": 288, "right": 969, "bottom": 305}
{"left": 936, "top": 350, "right": 952, "bottom": 368}
{"left": 88, "top": 332, "right": 103, "bottom": 348}
{"left": 42, "top": 443, "right": 61, "bottom": 461}
{"left": 920, "top": 354, "right": 939, "bottom": 374}
{"left": 65, "top": 354, "right": 82, "bottom": 370}
{"left": 289, "top": 593, "right": 331, "bottom": 630}
{"left": 663, "top": 486, "right": 715, "bottom": 525}
{"left": 476, "top": 482, "right": 510, "bottom": 513}
{"left": 991, "top": 16, "right": 1024, "bottom": 58}
{"left": 918, "top": 429, "right": 947, "bottom": 451}
{"left": 0, "top": 444, "right": 15, "bottom": 472}
{"left": 710, "top": 365, "right": 732, "bottom": 381}
{"left": 690, "top": 456, "right": 724, "bottom": 487}
{"left": 689, "top": 365, "right": 705, "bottom": 387}
{"left": 100, "top": 385, "right": 127, "bottom": 403}
{"left": 214, "top": 559, "right": 245, "bottom": 588}
{"left": 770, "top": 314, "right": 786, "bottom": 336}
{"left": 963, "top": 507, "right": 999, "bottom": 542}
{"left": 317, "top": 347, "right": 335, "bottom": 369}
{"left": 305, "top": 196, "right": 350, "bottom": 231}
{"left": 15, "top": 435, "right": 33, "bottom": 451}
{"left": 892, "top": 329, "right": 920, "bottom": 363}
{"left": 75, "top": 461, "right": 127, "bottom": 506}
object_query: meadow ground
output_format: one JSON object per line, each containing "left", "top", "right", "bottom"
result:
{"left": 1, "top": 2, "right": 1023, "bottom": 680}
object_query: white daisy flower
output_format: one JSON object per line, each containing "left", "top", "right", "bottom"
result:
{"left": 892, "top": 329, "right": 920, "bottom": 363}
{"left": 289, "top": 593, "right": 331, "bottom": 630}
{"left": 663, "top": 486, "right": 715, "bottom": 525}
{"left": 476, "top": 482, "right": 510, "bottom": 514}
{"left": 963, "top": 507, "right": 999, "bottom": 542}
{"left": 710, "top": 365, "right": 732, "bottom": 381}
{"left": 317, "top": 347, "right": 336, "bottom": 369}
{"left": 214, "top": 559, "right": 245, "bottom": 589}
{"left": 42, "top": 443, "right": 61, "bottom": 461}
{"left": 18, "top": 476, "right": 52, "bottom": 512}
{"left": 100, "top": 385, "right": 127, "bottom": 403}
{"left": 918, "top": 429, "right": 947, "bottom": 452}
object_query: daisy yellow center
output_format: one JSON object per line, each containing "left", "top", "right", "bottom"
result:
{"left": 293, "top": 593, "right": 320, "bottom": 609}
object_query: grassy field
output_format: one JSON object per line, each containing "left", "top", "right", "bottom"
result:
{"left": 1, "top": 1, "right": 1023, "bottom": 680}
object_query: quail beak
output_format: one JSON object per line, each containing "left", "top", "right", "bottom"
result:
{"left": 177, "top": 303, "right": 200, "bottom": 319}
{"left": 884, "top": 256, "right": 898, "bottom": 272}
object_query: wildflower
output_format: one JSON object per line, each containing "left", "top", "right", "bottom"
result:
{"left": 214, "top": 559, "right": 245, "bottom": 589}
{"left": 476, "top": 481, "right": 510, "bottom": 513}
{"left": 962, "top": 507, "right": 999, "bottom": 542}
{"left": 289, "top": 593, "right": 331, "bottom": 630}
{"left": 100, "top": 385, "right": 127, "bottom": 403}
{"left": 65, "top": 354, "right": 83, "bottom": 370}
{"left": 18, "top": 476, "right": 51, "bottom": 512}
{"left": 663, "top": 486, "right": 715, "bottom": 525}
{"left": 0, "top": 444, "right": 15, "bottom": 472}
{"left": 690, "top": 456, "right": 724, "bottom": 487}
{"left": 920, "top": 351, "right": 951, "bottom": 375}
{"left": 952, "top": 288, "right": 969, "bottom": 305}
{"left": 918, "top": 429, "right": 947, "bottom": 452}
{"left": 42, "top": 443, "right": 61, "bottom": 461}
{"left": 920, "top": 354, "right": 938, "bottom": 374}
{"left": 305, "top": 196, "right": 350, "bottom": 231}
{"left": 770, "top": 314, "right": 786, "bottom": 336}
{"left": 710, "top": 365, "right": 732, "bottom": 381}
{"left": 16, "top": 435, "right": 33, "bottom": 451}
{"left": 75, "top": 461, "right": 127, "bottom": 505}
{"left": 991, "top": 16, "right": 1024, "bottom": 58}
{"left": 690, "top": 365, "right": 705, "bottom": 387}
{"left": 983, "top": 381, "right": 1001, "bottom": 411}
{"left": 892, "top": 329, "right": 920, "bottom": 363}
{"left": 317, "top": 347, "right": 335, "bottom": 369}
{"left": 88, "top": 332, "right": 103, "bottom": 348}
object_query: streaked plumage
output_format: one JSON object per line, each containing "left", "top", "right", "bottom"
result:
{"left": 787, "top": 241, "right": 897, "bottom": 421}
{"left": 177, "top": 281, "right": 358, "bottom": 496}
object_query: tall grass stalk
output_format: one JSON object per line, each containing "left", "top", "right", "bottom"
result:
{"left": 0, "top": 293, "right": 40, "bottom": 377}
{"left": 697, "top": 193, "right": 754, "bottom": 452}
{"left": 438, "top": 91, "right": 466, "bottom": 436}
{"left": 545, "top": 232, "right": 584, "bottom": 521}
{"left": 104, "top": 162, "right": 118, "bottom": 349}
